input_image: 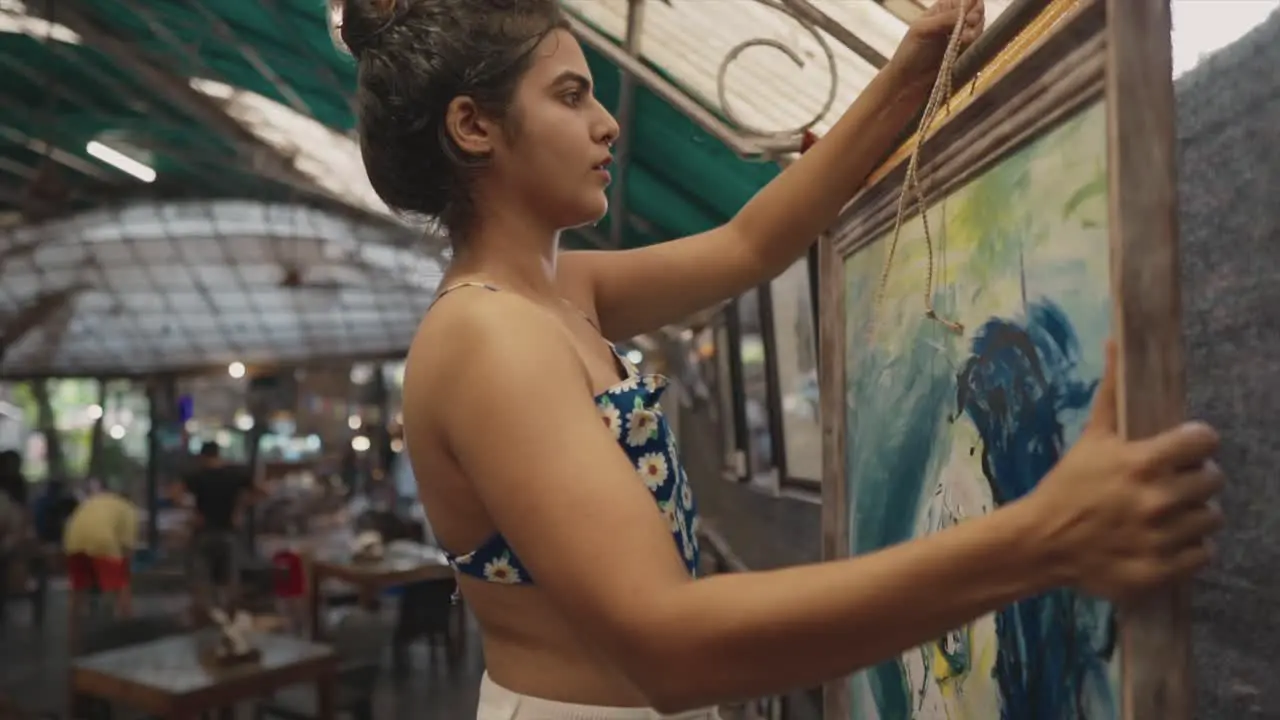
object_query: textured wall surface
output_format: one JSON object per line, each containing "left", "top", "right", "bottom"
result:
{"left": 1177, "top": 7, "right": 1280, "bottom": 718}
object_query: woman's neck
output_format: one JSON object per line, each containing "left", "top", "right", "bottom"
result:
{"left": 447, "top": 204, "right": 564, "bottom": 299}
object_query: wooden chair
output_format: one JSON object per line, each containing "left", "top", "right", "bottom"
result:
{"left": 390, "top": 577, "right": 461, "bottom": 675}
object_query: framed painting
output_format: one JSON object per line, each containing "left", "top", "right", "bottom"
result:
{"left": 818, "top": 0, "right": 1186, "bottom": 719}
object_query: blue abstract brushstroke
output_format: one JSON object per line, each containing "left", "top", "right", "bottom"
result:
{"left": 954, "top": 300, "right": 1117, "bottom": 719}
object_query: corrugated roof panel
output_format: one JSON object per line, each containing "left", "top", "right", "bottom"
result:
{"left": 565, "top": 0, "right": 1017, "bottom": 137}
{"left": 809, "top": 0, "right": 911, "bottom": 57}
{"left": 565, "top": 0, "right": 876, "bottom": 135}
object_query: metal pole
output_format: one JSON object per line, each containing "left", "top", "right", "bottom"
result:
{"left": 608, "top": 0, "right": 646, "bottom": 248}
{"left": 781, "top": 0, "right": 890, "bottom": 68}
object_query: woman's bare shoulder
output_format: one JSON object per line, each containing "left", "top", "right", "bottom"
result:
{"left": 402, "top": 288, "right": 590, "bottom": 422}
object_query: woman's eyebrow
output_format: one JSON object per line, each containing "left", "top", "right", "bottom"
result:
{"left": 548, "top": 70, "right": 592, "bottom": 92}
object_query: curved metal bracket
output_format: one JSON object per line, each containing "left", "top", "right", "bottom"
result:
{"left": 567, "top": 0, "right": 893, "bottom": 156}
{"left": 714, "top": 0, "right": 839, "bottom": 140}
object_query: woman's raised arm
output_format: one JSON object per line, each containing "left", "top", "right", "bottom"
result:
{"left": 417, "top": 293, "right": 1222, "bottom": 713}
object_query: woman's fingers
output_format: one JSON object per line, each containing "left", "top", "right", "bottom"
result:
{"left": 1132, "top": 421, "right": 1220, "bottom": 474}
{"left": 1158, "top": 505, "right": 1225, "bottom": 552}
{"left": 1145, "top": 462, "right": 1226, "bottom": 520}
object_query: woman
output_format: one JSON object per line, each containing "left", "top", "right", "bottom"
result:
{"left": 334, "top": 0, "right": 1225, "bottom": 716}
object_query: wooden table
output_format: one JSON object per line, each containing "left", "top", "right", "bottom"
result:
{"left": 70, "top": 631, "right": 337, "bottom": 720}
{"left": 307, "top": 550, "right": 454, "bottom": 639}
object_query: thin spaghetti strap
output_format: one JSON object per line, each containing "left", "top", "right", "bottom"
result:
{"left": 560, "top": 298, "right": 602, "bottom": 334}
{"left": 558, "top": 298, "right": 635, "bottom": 379}
{"left": 427, "top": 281, "right": 501, "bottom": 311}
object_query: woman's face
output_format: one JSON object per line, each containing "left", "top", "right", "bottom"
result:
{"left": 490, "top": 29, "right": 620, "bottom": 230}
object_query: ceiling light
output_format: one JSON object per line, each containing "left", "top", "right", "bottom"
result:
{"left": 86, "top": 141, "right": 156, "bottom": 183}
{"left": 0, "top": 0, "right": 81, "bottom": 44}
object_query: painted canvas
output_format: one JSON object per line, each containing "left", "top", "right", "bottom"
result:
{"left": 842, "top": 100, "right": 1119, "bottom": 720}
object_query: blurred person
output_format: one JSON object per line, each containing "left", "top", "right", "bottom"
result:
{"left": 63, "top": 489, "right": 139, "bottom": 621}
{"left": 180, "top": 442, "right": 258, "bottom": 613}
{"left": 334, "top": 0, "right": 1226, "bottom": 717}
{"left": 0, "top": 449, "right": 30, "bottom": 628}
{"left": 0, "top": 449, "right": 27, "bottom": 506}
{"left": 33, "top": 478, "right": 79, "bottom": 545}
{"left": 0, "top": 479, "right": 25, "bottom": 627}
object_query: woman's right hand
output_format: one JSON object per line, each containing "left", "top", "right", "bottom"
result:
{"left": 1027, "top": 341, "right": 1225, "bottom": 603}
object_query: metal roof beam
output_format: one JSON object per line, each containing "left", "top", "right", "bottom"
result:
{"left": 0, "top": 286, "right": 83, "bottom": 362}
{"left": 607, "top": 0, "right": 646, "bottom": 249}
{"left": 53, "top": 4, "right": 327, "bottom": 198}
{"left": 0, "top": 126, "right": 114, "bottom": 183}
{"left": 54, "top": 2, "right": 405, "bottom": 226}
{"left": 257, "top": 0, "right": 357, "bottom": 115}
{"left": 0, "top": 234, "right": 51, "bottom": 275}
{"left": 781, "top": 0, "right": 890, "bottom": 69}
{"left": 184, "top": 0, "right": 315, "bottom": 118}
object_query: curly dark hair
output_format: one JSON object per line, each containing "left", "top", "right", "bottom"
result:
{"left": 333, "top": 0, "right": 567, "bottom": 240}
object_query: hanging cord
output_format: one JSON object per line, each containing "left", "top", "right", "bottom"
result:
{"left": 870, "top": 2, "right": 971, "bottom": 340}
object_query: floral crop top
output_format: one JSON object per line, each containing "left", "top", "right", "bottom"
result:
{"left": 431, "top": 282, "right": 701, "bottom": 585}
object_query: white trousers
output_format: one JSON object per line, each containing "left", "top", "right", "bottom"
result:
{"left": 477, "top": 673, "right": 722, "bottom": 720}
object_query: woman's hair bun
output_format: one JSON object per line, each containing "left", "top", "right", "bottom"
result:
{"left": 333, "top": 0, "right": 567, "bottom": 236}
{"left": 329, "top": 0, "right": 399, "bottom": 60}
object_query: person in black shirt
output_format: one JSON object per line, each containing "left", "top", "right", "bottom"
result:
{"left": 181, "top": 442, "right": 258, "bottom": 612}
{"left": 184, "top": 443, "right": 253, "bottom": 532}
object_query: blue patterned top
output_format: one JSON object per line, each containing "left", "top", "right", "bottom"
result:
{"left": 432, "top": 282, "right": 701, "bottom": 585}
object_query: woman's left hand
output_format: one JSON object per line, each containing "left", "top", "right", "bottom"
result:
{"left": 891, "top": 0, "right": 986, "bottom": 81}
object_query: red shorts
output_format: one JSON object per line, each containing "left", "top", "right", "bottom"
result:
{"left": 66, "top": 554, "right": 131, "bottom": 592}
{"left": 271, "top": 551, "right": 306, "bottom": 599}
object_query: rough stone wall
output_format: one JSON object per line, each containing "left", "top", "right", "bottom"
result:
{"left": 1176, "top": 7, "right": 1280, "bottom": 718}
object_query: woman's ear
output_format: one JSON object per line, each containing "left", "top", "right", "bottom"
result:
{"left": 445, "top": 96, "right": 496, "bottom": 157}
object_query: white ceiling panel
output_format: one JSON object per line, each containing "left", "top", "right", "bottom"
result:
{"left": 0, "top": 199, "right": 440, "bottom": 376}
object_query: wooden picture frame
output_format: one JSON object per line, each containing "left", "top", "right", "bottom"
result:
{"left": 819, "top": 0, "right": 1185, "bottom": 718}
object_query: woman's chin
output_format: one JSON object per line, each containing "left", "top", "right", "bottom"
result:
{"left": 566, "top": 199, "right": 610, "bottom": 230}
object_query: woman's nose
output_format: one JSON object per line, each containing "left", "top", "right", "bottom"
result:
{"left": 597, "top": 108, "right": 620, "bottom": 146}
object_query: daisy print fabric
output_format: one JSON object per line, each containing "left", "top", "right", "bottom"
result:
{"left": 605, "top": 372, "right": 701, "bottom": 577}
{"left": 447, "top": 370, "right": 702, "bottom": 584}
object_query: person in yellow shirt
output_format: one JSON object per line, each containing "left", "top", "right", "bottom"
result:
{"left": 63, "top": 490, "right": 138, "bottom": 620}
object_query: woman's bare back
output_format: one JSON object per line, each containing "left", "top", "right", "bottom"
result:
{"left": 403, "top": 284, "right": 659, "bottom": 706}
{"left": 415, "top": 440, "right": 649, "bottom": 705}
